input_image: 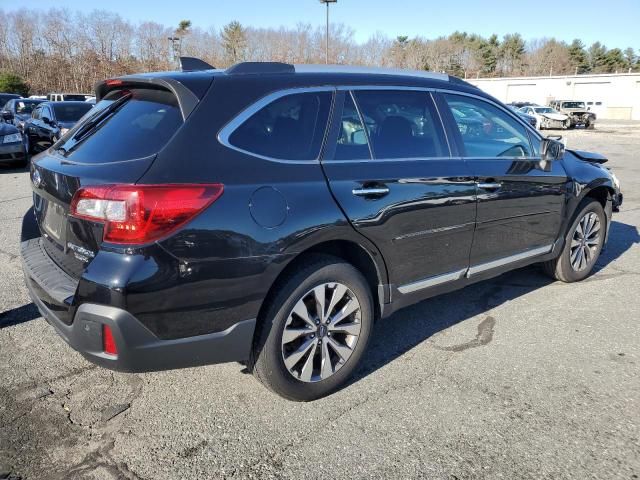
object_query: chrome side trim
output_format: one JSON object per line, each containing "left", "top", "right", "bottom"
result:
{"left": 397, "top": 268, "right": 466, "bottom": 294}
{"left": 466, "top": 244, "right": 553, "bottom": 277}
{"left": 217, "top": 86, "right": 336, "bottom": 164}
{"left": 393, "top": 222, "right": 475, "bottom": 242}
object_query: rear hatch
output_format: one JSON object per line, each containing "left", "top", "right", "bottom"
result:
{"left": 31, "top": 77, "right": 211, "bottom": 280}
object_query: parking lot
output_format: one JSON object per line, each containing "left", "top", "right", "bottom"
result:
{"left": 1, "top": 122, "right": 639, "bottom": 479}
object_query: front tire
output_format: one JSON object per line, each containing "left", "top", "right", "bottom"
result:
{"left": 249, "top": 255, "right": 374, "bottom": 401}
{"left": 542, "top": 199, "right": 606, "bottom": 282}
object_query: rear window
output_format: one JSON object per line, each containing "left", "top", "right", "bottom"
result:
{"left": 227, "top": 91, "right": 332, "bottom": 161}
{"left": 55, "top": 88, "right": 183, "bottom": 164}
{"left": 53, "top": 103, "right": 93, "bottom": 122}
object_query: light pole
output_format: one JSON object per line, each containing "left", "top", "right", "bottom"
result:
{"left": 319, "top": 0, "right": 337, "bottom": 64}
{"left": 167, "top": 36, "right": 181, "bottom": 66}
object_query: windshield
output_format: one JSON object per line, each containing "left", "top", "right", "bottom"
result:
{"left": 562, "top": 102, "right": 586, "bottom": 109}
{"left": 534, "top": 107, "right": 555, "bottom": 114}
{"left": 16, "top": 100, "right": 42, "bottom": 114}
{"left": 52, "top": 103, "right": 94, "bottom": 122}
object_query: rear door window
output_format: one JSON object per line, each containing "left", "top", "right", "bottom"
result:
{"left": 328, "top": 93, "right": 371, "bottom": 161}
{"left": 352, "top": 90, "right": 447, "bottom": 159}
{"left": 227, "top": 91, "right": 332, "bottom": 161}
{"left": 54, "top": 88, "right": 183, "bottom": 163}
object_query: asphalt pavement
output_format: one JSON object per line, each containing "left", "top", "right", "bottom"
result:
{"left": 1, "top": 123, "right": 639, "bottom": 479}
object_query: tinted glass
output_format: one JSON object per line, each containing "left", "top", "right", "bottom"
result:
{"left": 353, "top": 90, "right": 446, "bottom": 159}
{"left": 229, "top": 91, "right": 332, "bottom": 161}
{"left": 52, "top": 103, "right": 93, "bottom": 122}
{"left": 32, "top": 106, "right": 41, "bottom": 119}
{"left": 330, "top": 93, "right": 371, "bottom": 160}
{"left": 15, "top": 100, "right": 42, "bottom": 114}
{"left": 444, "top": 94, "right": 533, "bottom": 158}
{"left": 63, "top": 94, "right": 88, "bottom": 101}
{"left": 55, "top": 88, "right": 183, "bottom": 164}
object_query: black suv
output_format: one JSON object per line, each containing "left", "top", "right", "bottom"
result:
{"left": 21, "top": 61, "right": 622, "bottom": 401}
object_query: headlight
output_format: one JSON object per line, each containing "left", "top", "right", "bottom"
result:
{"left": 610, "top": 171, "right": 620, "bottom": 189}
{"left": 2, "top": 133, "right": 22, "bottom": 144}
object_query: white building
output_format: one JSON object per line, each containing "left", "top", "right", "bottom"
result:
{"left": 468, "top": 73, "right": 640, "bottom": 120}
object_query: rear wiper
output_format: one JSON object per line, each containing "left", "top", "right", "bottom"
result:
{"left": 68, "top": 92, "right": 132, "bottom": 144}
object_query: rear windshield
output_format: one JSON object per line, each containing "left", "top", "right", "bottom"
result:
{"left": 63, "top": 94, "right": 89, "bottom": 101}
{"left": 55, "top": 88, "right": 183, "bottom": 164}
{"left": 53, "top": 103, "right": 93, "bottom": 122}
{"left": 16, "top": 100, "right": 43, "bottom": 114}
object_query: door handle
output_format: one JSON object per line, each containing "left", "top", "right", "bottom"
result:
{"left": 477, "top": 182, "right": 502, "bottom": 191}
{"left": 352, "top": 187, "right": 390, "bottom": 197}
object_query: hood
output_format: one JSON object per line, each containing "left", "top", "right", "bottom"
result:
{"left": 57, "top": 121, "right": 76, "bottom": 129}
{"left": 15, "top": 113, "right": 31, "bottom": 121}
{"left": 540, "top": 113, "right": 568, "bottom": 121}
{"left": 569, "top": 149, "right": 607, "bottom": 164}
{"left": 0, "top": 122, "right": 19, "bottom": 136}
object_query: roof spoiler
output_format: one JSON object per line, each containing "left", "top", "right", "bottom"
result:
{"left": 179, "top": 56, "right": 215, "bottom": 72}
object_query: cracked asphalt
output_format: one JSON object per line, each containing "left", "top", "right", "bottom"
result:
{"left": 1, "top": 123, "right": 639, "bottom": 479}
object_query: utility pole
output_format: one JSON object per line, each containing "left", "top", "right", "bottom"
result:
{"left": 167, "top": 36, "right": 182, "bottom": 67}
{"left": 319, "top": 0, "right": 337, "bottom": 64}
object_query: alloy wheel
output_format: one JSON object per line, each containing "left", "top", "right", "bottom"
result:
{"left": 570, "top": 212, "right": 601, "bottom": 272}
{"left": 281, "top": 282, "right": 362, "bottom": 383}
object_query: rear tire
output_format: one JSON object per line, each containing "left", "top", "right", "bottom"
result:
{"left": 542, "top": 199, "right": 606, "bottom": 282}
{"left": 249, "top": 255, "right": 374, "bottom": 401}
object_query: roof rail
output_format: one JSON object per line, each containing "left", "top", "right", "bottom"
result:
{"left": 226, "top": 62, "right": 295, "bottom": 75}
{"left": 179, "top": 56, "right": 215, "bottom": 72}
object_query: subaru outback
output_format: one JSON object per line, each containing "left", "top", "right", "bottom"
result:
{"left": 21, "top": 59, "right": 622, "bottom": 401}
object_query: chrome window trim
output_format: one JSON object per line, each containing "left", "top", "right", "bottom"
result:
{"left": 217, "top": 86, "right": 336, "bottom": 164}
{"left": 217, "top": 83, "right": 542, "bottom": 164}
{"left": 397, "top": 268, "right": 467, "bottom": 294}
{"left": 466, "top": 244, "right": 553, "bottom": 277}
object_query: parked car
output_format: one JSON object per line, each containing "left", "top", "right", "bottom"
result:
{"left": 508, "top": 101, "right": 537, "bottom": 109}
{"left": 0, "top": 93, "right": 21, "bottom": 109}
{"left": 0, "top": 122, "right": 26, "bottom": 167}
{"left": 1, "top": 98, "right": 45, "bottom": 132}
{"left": 23, "top": 101, "right": 93, "bottom": 154}
{"left": 549, "top": 100, "right": 596, "bottom": 129}
{"left": 22, "top": 61, "right": 622, "bottom": 401}
{"left": 46, "top": 93, "right": 92, "bottom": 102}
{"left": 507, "top": 104, "right": 538, "bottom": 128}
{"left": 519, "top": 105, "right": 570, "bottom": 130}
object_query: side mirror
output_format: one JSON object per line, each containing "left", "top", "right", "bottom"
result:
{"left": 42, "top": 117, "right": 52, "bottom": 125}
{"left": 1, "top": 111, "right": 13, "bottom": 121}
{"left": 587, "top": 107, "right": 591, "bottom": 111}
{"left": 541, "top": 138, "right": 565, "bottom": 161}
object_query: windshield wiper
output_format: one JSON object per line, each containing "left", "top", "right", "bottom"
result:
{"left": 68, "top": 92, "right": 132, "bottom": 145}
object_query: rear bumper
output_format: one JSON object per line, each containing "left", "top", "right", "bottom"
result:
{"left": 21, "top": 238, "right": 256, "bottom": 372}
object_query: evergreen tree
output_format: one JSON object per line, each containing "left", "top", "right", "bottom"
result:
{"left": 568, "top": 39, "right": 589, "bottom": 74}
{"left": 0, "top": 72, "right": 29, "bottom": 97}
{"left": 221, "top": 21, "right": 247, "bottom": 65}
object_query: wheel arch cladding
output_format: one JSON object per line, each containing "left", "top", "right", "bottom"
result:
{"left": 255, "top": 240, "right": 385, "bottom": 334}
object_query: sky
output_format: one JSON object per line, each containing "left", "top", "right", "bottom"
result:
{"left": 5, "top": 0, "right": 640, "bottom": 49}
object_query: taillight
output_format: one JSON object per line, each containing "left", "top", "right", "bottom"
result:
{"left": 70, "top": 184, "right": 224, "bottom": 244}
{"left": 103, "top": 324, "right": 118, "bottom": 356}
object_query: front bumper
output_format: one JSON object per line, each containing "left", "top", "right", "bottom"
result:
{"left": 0, "top": 142, "right": 26, "bottom": 164}
{"left": 21, "top": 238, "right": 256, "bottom": 372}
